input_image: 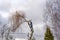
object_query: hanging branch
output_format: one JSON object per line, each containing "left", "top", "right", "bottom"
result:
{"left": 10, "top": 11, "right": 26, "bottom": 32}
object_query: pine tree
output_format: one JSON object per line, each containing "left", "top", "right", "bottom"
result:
{"left": 44, "top": 27, "right": 54, "bottom": 40}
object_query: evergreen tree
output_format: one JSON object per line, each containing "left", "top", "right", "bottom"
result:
{"left": 44, "top": 27, "right": 54, "bottom": 40}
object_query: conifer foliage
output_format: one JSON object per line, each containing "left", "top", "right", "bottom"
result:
{"left": 44, "top": 26, "right": 54, "bottom": 40}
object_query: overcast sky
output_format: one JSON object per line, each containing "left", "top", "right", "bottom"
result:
{"left": 0, "top": 0, "right": 46, "bottom": 24}
{"left": 0, "top": 0, "right": 46, "bottom": 39}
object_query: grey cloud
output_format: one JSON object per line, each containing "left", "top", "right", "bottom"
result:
{"left": 0, "top": 0, "right": 10, "bottom": 12}
{"left": 24, "top": 0, "right": 46, "bottom": 24}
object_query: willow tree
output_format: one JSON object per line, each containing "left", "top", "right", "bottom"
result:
{"left": 10, "top": 11, "right": 34, "bottom": 40}
{"left": 44, "top": 27, "right": 54, "bottom": 40}
{"left": 0, "top": 10, "right": 34, "bottom": 40}
{"left": 9, "top": 11, "right": 26, "bottom": 32}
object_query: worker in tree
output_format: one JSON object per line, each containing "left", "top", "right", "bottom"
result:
{"left": 28, "top": 20, "right": 34, "bottom": 31}
{"left": 28, "top": 20, "right": 34, "bottom": 40}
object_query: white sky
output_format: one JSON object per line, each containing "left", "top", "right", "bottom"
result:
{"left": 0, "top": 0, "right": 46, "bottom": 23}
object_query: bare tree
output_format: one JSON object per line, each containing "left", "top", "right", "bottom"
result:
{"left": 46, "top": 0, "right": 60, "bottom": 40}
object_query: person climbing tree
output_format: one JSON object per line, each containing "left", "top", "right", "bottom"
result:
{"left": 28, "top": 20, "right": 34, "bottom": 40}
{"left": 28, "top": 20, "right": 33, "bottom": 30}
